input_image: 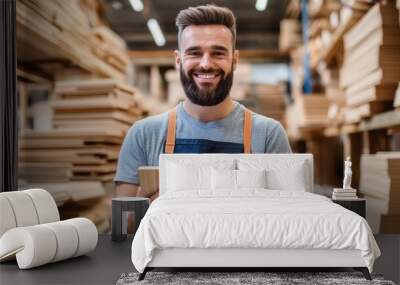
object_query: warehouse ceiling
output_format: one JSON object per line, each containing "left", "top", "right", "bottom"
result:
{"left": 102, "top": 0, "right": 289, "bottom": 51}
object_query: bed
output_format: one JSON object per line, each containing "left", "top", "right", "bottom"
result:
{"left": 131, "top": 154, "right": 380, "bottom": 281}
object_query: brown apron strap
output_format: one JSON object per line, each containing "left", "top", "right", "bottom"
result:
{"left": 243, "top": 108, "right": 252, "bottom": 154}
{"left": 165, "top": 107, "right": 177, "bottom": 154}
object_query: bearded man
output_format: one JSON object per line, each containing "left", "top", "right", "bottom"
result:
{"left": 114, "top": 4, "right": 291, "bottom": 200}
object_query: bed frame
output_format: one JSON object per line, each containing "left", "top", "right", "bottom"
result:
{"left": 138, "top": 154, "right": 372, "bottom": 281}
{"left": 139, "top": 248, "right": 371, "bottom": 280}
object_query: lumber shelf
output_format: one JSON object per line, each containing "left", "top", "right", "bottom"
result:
{"left": 312, "top": 13, "right": 361, "bottom": 69}
{"left": 323, "top": 110, "right": 400, "bottom": 136}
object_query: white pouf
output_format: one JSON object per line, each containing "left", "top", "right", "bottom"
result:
{"left": 1, "top": 191, "right": 39, "bottom": 227}
{"left": 24, "top": 188, "right": 60, "bottom": 224}
{"left": 0, "top": 196, "right": 17, "bottom": 237}
{"left": 0, "top": 218, "right": 98, "bottom": 269}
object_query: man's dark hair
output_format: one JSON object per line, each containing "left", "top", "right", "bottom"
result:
{"left": 175, "top": 4, "right": 237, "bottom": 50}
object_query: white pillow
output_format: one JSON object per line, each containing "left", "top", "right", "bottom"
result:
{"left": 266, "top": 164, "right": 307, "bottom": 191}
{"left": 237, "top": 169, "right": 267, "bottom": 189}
{"left": 238, "top": 159, "right": 309, "bottom": 191}
{"left": 211, "top": 168, "right": 236, "bottom": 190}
{"left": 211, "top": 169, "right": 267, "bottom": 191}
{"left": 167, "top": 163, "right": 211, "bottom": 191}
{"left": 166, "top": 159, "right": 236, "bottom": 192}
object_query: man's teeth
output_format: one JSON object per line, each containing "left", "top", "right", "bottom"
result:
{"left": 196, "top": 73, "right": 217, "bottom": 79}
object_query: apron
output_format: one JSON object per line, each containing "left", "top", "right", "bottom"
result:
{"left": 164, "top": 106, "right": 252, "bottom": 154}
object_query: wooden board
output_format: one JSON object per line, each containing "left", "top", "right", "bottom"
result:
{"left": 20, "top": 129, "right": 125, "bottom": 140}
{"left": 53, "top": 111, "right": 137, "bottom": 124}
{"left": 19, "top": 137, "right": 122, "bottom": 148}
{"left": 19, "top": 181, "right": 106, "bottom": 205}
{"left": 394, "top": 83, "right": 400, "bottom": 108}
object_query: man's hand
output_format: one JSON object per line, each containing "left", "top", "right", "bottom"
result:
{"left": 115, "top": 182, "right": 159, "bottom": 201}
{"left": 115, "top": 182, "right": 139, "bottom": 197}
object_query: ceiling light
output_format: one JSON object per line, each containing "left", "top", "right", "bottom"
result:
{"left": 147, "top": 18, "right": 166, "bottom": 46}
{"left": 255, "top": 0, "right": 268, "bottom": 11}
{"left": 128, "top": 0, "right": 143, "bottom": 12}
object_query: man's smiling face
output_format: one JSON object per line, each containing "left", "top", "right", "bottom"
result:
{"left": 175, "top": 25, "right": 239, "bottom": 106}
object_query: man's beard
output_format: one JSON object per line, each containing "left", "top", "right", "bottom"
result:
{"left": 179, "top": 63, "right": 234, "bottom": 106}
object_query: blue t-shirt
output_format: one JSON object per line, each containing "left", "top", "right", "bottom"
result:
{"left": 114, "top": 101, "right": 291, "bottom": 185}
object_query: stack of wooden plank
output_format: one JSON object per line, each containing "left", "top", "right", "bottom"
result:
{"left": 285, "top": 94, "right": 330, "bottom": 139}
{"left": 19, "top": 129, "right": 125, "bottom": 184}
{"left": 59, "top": 196, "right": 111, "bottom": 233}
{"left": 16, "top": 0, "right": 126, "bottom": 81}
{"left": 319, "top": 67, "right": 346, "bottom": 125}
{"left": 51, "top": 79, "right": 142, "bottom": 133}
{"left": 279, "top": 19, "right": 302, "bottom": 52}
{"left": 340, "top": 2, "right": 400, "bottom": 124}
{"left": 308, "top": 0, "right": 340, "bottom": 18}
{"left": 313, "top": 0, "right": 374, "bottom": 67}
{"left": 294, "top": 95, "right": 330, "bottom": 128}
{"left": 90, "top": 27, "right": 130, "bottom": 75}
{"left": 360, "top": 152, "right": 400, "bottom": 234}
{"left": 253, "top": 84, "right": 286, "bottom": 124}
{"left": 18, "top": 128, "right": 125, "bottom": 232}
{"left": 289, "top": 47, "right": 305, "bottom": 99}
{"left": 307, "top": 0, "right": 341, "bottom": 66}
{"left": 394, "top": 83, "right": 400, "bottom": 109}
{"left": 19, "top": 180, "right": 106, "bottom": 207}
{"left": 18, "top": 79, "right": 145, "bottom": 185}
{"left": 397, "top": 0, "right": 400, "bottom": 25}
{"left": 339, "top": 0, "right": 375, "bottom": 25}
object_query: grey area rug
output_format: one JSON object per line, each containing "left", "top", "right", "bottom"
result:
{"left": 116, "top": 272, "right": 396, "bottom": 285}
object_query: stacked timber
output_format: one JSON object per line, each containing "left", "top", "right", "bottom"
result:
{"left": 360, "top": 152, "right": 400, "bottom": 234}
{"left": 19, "top": 129, "right": 125, "bottom": 184}
{"left": 51, "top": 79, "right": 142, "bottom": 133}
{"left": 394, "top": 83, "right": 400, "bottom": 109}
{"left": 307, "top": 0, "right": 341, "bottom": 66}
{"left": 340, "top": 2, "right": 400, "bottom": 124}
{"left": 18, "top": 128, "right": 124, "bottom": 232}
{"left": 279, "top": 19, "right": 302, "bottom": 52}
{"left": 18, "top": 78, "right": 149, "bottom": 232}
{"left": 339, "top": 0, "right": 374, "bottom": 24}
{"left": 19, "top": 79, "right": 143, "bottom": 184}
{"left": 318, "top": 65, "right": 346, "bottom": 126}
{"left": 313, "top": 0, "right": 374, "bottom": 66}
{"left": 89, "top": 27, "right": 130, "bottom": 75}
{"left": 59, "top": 196, "right": 111, "bottom": 233}
{"left": 289, "top": 47, "right": 304, "bottom": 99}
{"left": 397, "top": 0, "right": 400, "bottom": 25}
{"left": 294, "top": 95, "right": 329, "bottom": 128}
{"left": 16, "top": 0, "right": 127, "bottom": 81}
{"left": 285, "top": 94, "right": 329, "bottom": 139}
{"left": 253, "top": 84, "right": 286, "bottom": 125}
{"left": 19, "top": 180, "right": 105, "bottom": 207}
{"left": 308, "top": 0, "right": 341, "bottom": 18}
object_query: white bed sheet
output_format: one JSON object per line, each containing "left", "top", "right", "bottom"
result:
{"left": 131, "top": 190, "right": 380, "bottom": 273}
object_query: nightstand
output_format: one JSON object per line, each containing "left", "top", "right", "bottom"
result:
{"left": 111, "top": 197, "right": 150, "bottom": 241}
{"left": 332, "top": 198, "right": 366, "bottom": 218}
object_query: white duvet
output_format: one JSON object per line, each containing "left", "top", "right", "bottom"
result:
{"left": 131, "top": 190, "right": 380, "bottom": 273}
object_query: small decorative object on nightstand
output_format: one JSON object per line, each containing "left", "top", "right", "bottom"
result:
{"left": 332, "top": 157, "right": 366, "bottom": 217}
{"left": 332, "top": 157, "right": 358, "bottom": 200}
{"left": 111, "top": 197, "right": 149, "bottom": 242}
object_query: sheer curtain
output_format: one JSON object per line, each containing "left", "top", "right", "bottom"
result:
{"left": 0, "top": 0, "right": 17, "bottom": 192}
